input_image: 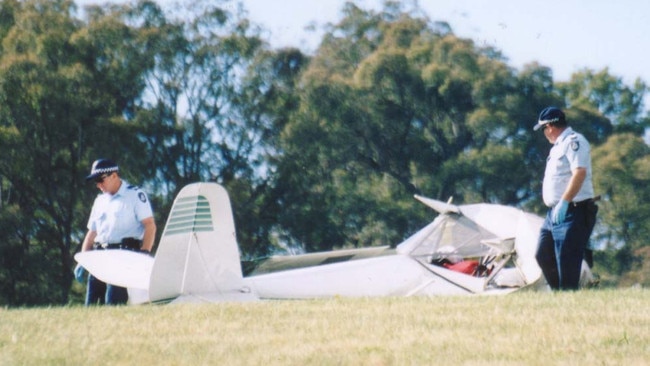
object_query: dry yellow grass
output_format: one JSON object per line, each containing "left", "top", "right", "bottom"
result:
{"left": 1, "top": 288, "right": 648, "bottom": 365}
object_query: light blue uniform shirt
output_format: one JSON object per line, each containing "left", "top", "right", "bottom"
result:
{"left": 542, "top": 127, "right": 595, "bottom": 207}
{"left": 87, "top": 180, "right": 154, "bottom": 244}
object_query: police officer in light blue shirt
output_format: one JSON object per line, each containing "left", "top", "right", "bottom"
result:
{"left": 534, "top": 107, "right": 598, "bottom": 290}
{"left": 76, "top": 159, "right": 156, "bottom": 305}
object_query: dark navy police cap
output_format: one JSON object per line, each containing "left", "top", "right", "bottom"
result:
{"left": 86, "top": 159, "right": 119, "bottom": 181}
{"left": 533, "top": 106, "right": 565, "bottom": 131}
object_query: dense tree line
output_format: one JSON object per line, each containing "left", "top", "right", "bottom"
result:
{"left": 0, "top": 0, "right": 648, "bottom": 306}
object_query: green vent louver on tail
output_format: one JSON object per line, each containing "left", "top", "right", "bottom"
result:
{"left": 164, "top": 195, "right": 214, "bottom": 235}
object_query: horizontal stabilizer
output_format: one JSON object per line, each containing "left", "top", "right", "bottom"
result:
{"left": 74, "top": 250, "right": 154, "bottom": 289}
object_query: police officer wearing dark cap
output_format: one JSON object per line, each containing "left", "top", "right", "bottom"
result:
{"left": 75, "top": 159, "right": 156, "bottom": 305}
{"left": 534, "top": 107, "right": 598, "bottom": 290}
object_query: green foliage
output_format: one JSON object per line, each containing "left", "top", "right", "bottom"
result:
{"left": 0, "top": 0, "right": 92, "bottom": 305}
{"left": 591, "top": 134, "right": 650, "bottom": 280}
{"left": 273, "top": 3, "right": 553, "bottom": 251}
{"left": 0, "top": 0, "right": 163, "bottom": 305}
{"left": 558, "top": 68, "right": 649, "bottom": 135}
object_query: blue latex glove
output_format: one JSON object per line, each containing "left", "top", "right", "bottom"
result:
{"left": 74, "top": 264, "right": 87, "bottom": 283}
{"left": 552, "top": 199, "right": 569, "bottom": 224}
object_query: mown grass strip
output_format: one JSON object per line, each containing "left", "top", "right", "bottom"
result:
{"left": 1, "top": 288, "right": 647, "bottom": 365}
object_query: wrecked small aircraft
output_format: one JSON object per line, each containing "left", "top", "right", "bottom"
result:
{"left": 75, "top": 182, "right": 593, "bottom": 304}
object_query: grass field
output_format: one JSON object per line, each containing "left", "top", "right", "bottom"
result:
{"left": 1, "top": 288, "right": 648, "bottom": 365}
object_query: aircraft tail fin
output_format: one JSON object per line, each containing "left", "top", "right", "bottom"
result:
{"left": 148, "top": 182, "right": 255, "bottom": 303}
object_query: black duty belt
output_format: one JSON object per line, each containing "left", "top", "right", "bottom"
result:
{"left": 571, "top": 195, "right": 601, "bottom": 208}
{"left": 94, "top": 237, "right": 142, "bottom": 250}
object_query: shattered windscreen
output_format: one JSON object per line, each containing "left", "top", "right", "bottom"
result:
{"left": 400, "top": 213, "right": 504, "bottom": 262}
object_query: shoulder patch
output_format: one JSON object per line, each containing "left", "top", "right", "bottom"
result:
{"left": 138, "top": 192, "right": 147, "bottom": 203}
{"left": 570, "top": 140, "right": 580, "bottom": 151}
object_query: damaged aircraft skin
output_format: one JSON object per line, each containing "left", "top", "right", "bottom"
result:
{"left": 75, "top": 182, "right": 593, "bottom": 304}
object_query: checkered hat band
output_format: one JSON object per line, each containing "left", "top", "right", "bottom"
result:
{"left": 91, "top": 167, "right": 118, "bottom": 175}
{"left": 539, "top": 117, "right": 561, "bottom": 124}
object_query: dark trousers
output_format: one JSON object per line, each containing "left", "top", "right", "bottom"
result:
{"left": 85, "top": 274, "right": 128, "bottom": 305}
{"left": 84, "top": 238, "right": 141, "bottom": 306}
{"left": 535, "top": 202, "right": 597, "bottom": 290}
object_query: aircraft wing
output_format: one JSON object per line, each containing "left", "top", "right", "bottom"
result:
{"left": 245, "top": 255, "right": 473, "bottom": 298}
{"left": 245, "top": 246, "right": 395, "bottom": 276}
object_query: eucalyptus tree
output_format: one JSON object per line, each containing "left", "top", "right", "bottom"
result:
{"left": 0, "top": 0, "right": 103, "bottom": 305}
{"left": 273, "top": 2, "right": 544, "bottom": 252}
{"left": 117, "top": 1, "right": 294, "bottom": 259}
{"left": 233, "top": 47, "right": 310, "bottom": 257}
{"left": 0, "top": 0, "right": 160, "bottom": 305}
{"left": 558, "top": 68, "right": 649, "bottom": 136}
{"left": 129, "top": 1, "right": 263, "bottom": 195}
{"left": 591, "top": 134, "right": 650, "bottom": 285}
